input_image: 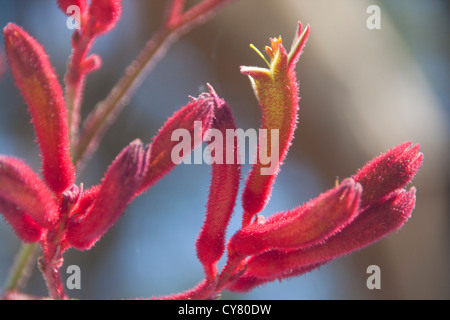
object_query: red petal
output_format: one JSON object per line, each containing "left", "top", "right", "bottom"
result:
{"left": 0, "top": 156, "right": 59, "bottom": 241}
{"left": 88, "top": 0, "right": 122, "bottom": 35}
{"left": 240, "top": 23, "right": 310, "bottom": 224}
{"left": 66, "top": 139, "right": 150, "bottom": 250}
{"left": 244, "top": 187, "right": 416, "bottom": 279}
{"left": 136, "top": 88, "right": 215, "bottom": 195}
{"left": 228, "top": 178, "right": 361, "bottom": 257}
{"left": 195, "top": 87, "right": 241, "bottom": 280}
{"left": 3, "top": 24, "right": 75, "bottom": 194}
{"left": 0, "top": 198, "right": 43, "bottom": 243}
{"left": 57, "top": 0, "right": 88, "bottom": 15}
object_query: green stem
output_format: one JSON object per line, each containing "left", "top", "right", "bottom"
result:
{"left": 2, "top": 243, "right": 39, "bottom": 294}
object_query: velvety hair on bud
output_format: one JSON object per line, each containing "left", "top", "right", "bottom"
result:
{"left": 57, "top": 0, "right": 88, "bottom": 15}
{"left": 195, "top": 85, "right": 241, "bottom": 280}
{"left": 3, "top": 23, "right": 75, "bottom": 194}
{"left": 136, "top": 87, "right": 216, "bottom": 195}
{"left": 88, "top": 0, "right": 122, "bottom": 35}
{"left": 66, "top": 140, "right": 150, "bottom": 250}
{"left": 0, "top": 156, "right": 60, "bottom": 242}
{"left": 240, "top": 22, "right": 310, "bottom": 225}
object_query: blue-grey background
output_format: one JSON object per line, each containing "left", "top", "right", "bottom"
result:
{"left": 0, "top": 0, "right": 449, "bottom": 299}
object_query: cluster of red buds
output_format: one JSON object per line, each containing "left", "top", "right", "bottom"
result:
{"left": 0, "top": 0, "right": 422, "bottom": 300}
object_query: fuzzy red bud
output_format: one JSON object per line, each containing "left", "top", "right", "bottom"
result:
{"left": 3, "top": 23, "right": 75, "bottom": 194}
{"left": 88, "top": 0, "right": 122, "bottom": 35}
{"left": 66, "top": 139, "right": 150, "bottom": 250}
{"left": 0, "top": 156, "right": 60, "bottom": 241}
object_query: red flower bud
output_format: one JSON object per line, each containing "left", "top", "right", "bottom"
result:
{"left": 242, "top": 187, "right": 416, "bottom": 280}
{"left": 66, "top": 139, "right": 150, "bottom": 250}
{"left": 0, "top": 156, "right": 60, "bottom": 241}
{"left": 136, "top": 87, "right": 215, "bottom": 195}
{"left": 3, "top": 23, "right": 75, "bottom": 194}
{"left": 88, "top": 0, "right": 122, "bottom": 35}
{"left": 240, "top": 22, "right": 310, "bottom": 224}
{"left": 0, "top": 199, "right": 43, "bottom": 243}
{"left": 228, "top": 178, "right": 361, "bottom": 257}
{"left": 195, "top": 86, "right": 241, "bottom": 280}
{"left": 353, "top": 141, "right": 423, "bottom": 206}
{"left": 57, "top": 0, "right": 87, "bottom": 15}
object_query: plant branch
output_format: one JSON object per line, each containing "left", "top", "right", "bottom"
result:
{"left": 64, "top": 31, "right": 96, "bottom": 146}
{"left": 72, "top": 0, "right": 236, "bottom": 168}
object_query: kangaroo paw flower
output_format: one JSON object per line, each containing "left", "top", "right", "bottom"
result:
{"left": 241, "top": 187, "right": 416, "bottom": 282}
{"left": 66, "top": 139, "right": 150, "bottom": 250}
{"left": 195, "top": 85, "right": 241, "bottom": 280}
{"left": 228, "top": 178, "right": 361, "bottom": 257}
{"left": 136, "top": 87, "right": 216, "bottom": 195}
{"left": 3, "top": 23, "right": 75, "bottom": 194}
{"left": 240, "top": 22, "right": 310, "bottom": 224}
{"left": 223, "top": 141, "right": 422, "bottom": 292}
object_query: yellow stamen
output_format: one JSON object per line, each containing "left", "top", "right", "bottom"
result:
{"left": 249, "top": 44, "right": 271, "bottom": 68}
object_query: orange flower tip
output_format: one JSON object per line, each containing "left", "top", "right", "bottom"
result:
{"left": 265, "top": 45, "right": 274, "bottom": 60}
{"left": 243, "top": 21, "right": 309, "bottom": 74}
{"left": 88, "top": 0, "right": 122, "bottom": 35}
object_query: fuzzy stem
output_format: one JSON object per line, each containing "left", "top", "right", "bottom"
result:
{"left": 65, "top": 32, "right": 95, "bottom": 146}
{"left": 37, "top": 192, "right": 76, "bottom": 300}
{"left": 38, "top": 252, "right": 66, "bottom": 300}
{"left": 216, "top": 254, "right": 245, "bottom": 290}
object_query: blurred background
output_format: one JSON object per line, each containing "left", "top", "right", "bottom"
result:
{"left": 0, "top": 0, "right": 449, "bottom": 299}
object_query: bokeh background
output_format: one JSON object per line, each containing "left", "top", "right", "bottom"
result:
{"left": 0, "top": 0, "right": 449, "bottom": 299}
